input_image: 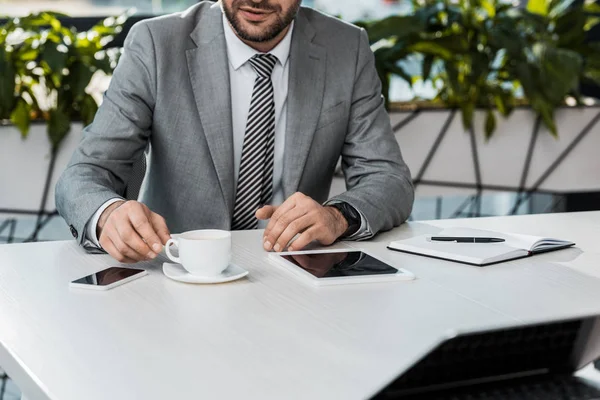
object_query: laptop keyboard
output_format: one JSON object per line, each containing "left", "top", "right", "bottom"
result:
{"left": 399, "top": 376, "right": 600, "bottom": 400}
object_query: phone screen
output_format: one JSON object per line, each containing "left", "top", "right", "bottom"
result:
{"left": 281, "top": 251, "right": 398, "bottom": 279}
{"left": 72, "top": 267, "right": 145, "bottom": 286}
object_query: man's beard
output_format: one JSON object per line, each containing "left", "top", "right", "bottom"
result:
{"left": 223, "top": 0, "right": 300, "bottom": 43}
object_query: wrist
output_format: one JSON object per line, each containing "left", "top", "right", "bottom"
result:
{"left": 327, "top": 202, "right": 361, "bottom": 239}
{"left": 97, "top": 200, "right": 126, "bottom": 238}
{"left": 327, "top": 206, "right": 349, "bottom": 238}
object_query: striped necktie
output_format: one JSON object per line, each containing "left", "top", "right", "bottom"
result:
{"left": 232, "top": 53, "right": 278, "bottom": 231}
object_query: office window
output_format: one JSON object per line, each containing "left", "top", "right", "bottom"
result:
{"left": 0, "top": 0, "right": 406, "bottom": 19}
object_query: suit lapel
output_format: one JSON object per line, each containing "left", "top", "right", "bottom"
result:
{"left": 186, "top": 2, "right": 235, "bottom": 217}
{"left": 283, "top": 11, "right": 327, "bottom": 198}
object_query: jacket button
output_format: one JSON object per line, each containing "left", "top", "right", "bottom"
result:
{"left": 70, "top": 225, "right": 78, "bottom": 239}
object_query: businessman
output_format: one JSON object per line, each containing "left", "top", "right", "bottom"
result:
{"left": 55, "top": 0, "right": 414, "bottom": 263}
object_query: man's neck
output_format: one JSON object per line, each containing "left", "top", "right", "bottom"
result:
{"left": 236, "top": 25, "right": 292, "bottom": 53}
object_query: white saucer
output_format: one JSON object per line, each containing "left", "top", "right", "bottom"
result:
{"left": 163, "top": 262, "right": 249, "bottom": 284}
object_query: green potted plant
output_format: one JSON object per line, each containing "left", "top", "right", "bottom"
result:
{"left": 0, "top": 11, "right": 129, "bottom": 216}
{"left": 328, "top": 0, "right": 600, "bottom": 207}
{"left": 359, "top": 0, "right": 600, "bottom": 137}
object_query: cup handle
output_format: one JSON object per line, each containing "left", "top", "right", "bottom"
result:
{"left": 165, "top": 238, "right": 181, "bottom": 264}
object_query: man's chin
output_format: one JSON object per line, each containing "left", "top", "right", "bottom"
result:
{"left": 236, "top": 24, "right": 275, "bottom": 42}
{"left": 238, "top": 17, "right": 272, "bottom": 30}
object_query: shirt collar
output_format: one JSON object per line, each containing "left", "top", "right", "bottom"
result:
{"left": 222, "top": 13, "right": 294, "bottom": 71}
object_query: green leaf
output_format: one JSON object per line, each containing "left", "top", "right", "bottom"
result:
{"left": 481, "top": 0, "right": 496, "bottom": 17}
{"left": 422, "top": 55, "right": 434, "bottom": 81}
{"left": 488, "top": 24, "right": 526, "bottom": 57}
{"left": 407, "top": 41, "right": 454, "bottom": 60}
{"left": 388, "top": 63, "right": 414, "bottom": 86}
{"left": 514, "top": 63, "right": 538, "bottom": 101}
{"left": 18, "top": 48, "right": 39, "bottom": 62}
{"left": 366, "top": 15, "right": 425, "bottom": 43}
{"left": 353, "top": 20, "right": 369, "bottom": 30}
{"left": 531, "top": 97, "right": 558, "bottom": 137}
{"left": 48, "top": 108, "right": 71, "bottom": 150}
{"left": 42, "top": 41, "right": 68, "bottom": 74}
{"left": 460, "top": 101, "right": 475, "bottom": 130}
{"left": 41, "top": 11, "right": 70, "bottom": 19}
{"left": 549, "top": 0, "right": 576, "bottom": 18}
{"left": 485, "top": 109, "right": 496, "bottom": 140}
{"left": 527, "top": 0, "right": 550, "bottom": 16}
{"left": 414, "top": 4, "right": 445, "bottom": 26}
{"left": 91, "top": 24, "right": 119, "bottom": 36}
{"left": 91, "top": 54, "right": 113, "bottom": 74}
{"left": 555, "top": 9, "right": 587, "bottom": 47}
{"left": 584, "top": 1, "right": 600, "bottom": 13}
{"left": 19, "top": 12, "right": 62, "bottom": 30}
{"left": 43, "top": 12, "right": 63, "bottom": 32}
{"left": 22, "top": 86, "right": 41, "bottom": 114}
{"left": 80, "top": 94, "right": 98, "bottom": 126}
{"left": 67, "top": 61, "right": 95, "bottom": 98}
{"left": 493, "top": 91, "right": 514, "bottom": 117}
{"left": 534, "top": 44, "right": 583, "bottom": 104}
{"left": 0, "top": 48, "right": 16, "bottom": 118}
{"left": 583, "top": 68, "right": 600, "bottom": 86}
{"left": 373, "top": 44, "right": 406, "bottom": 68}
{"left": 585, "top": 17, "right": 600, "bottom": 31}
{"left": 428, "top": 34, "right": 469, "bottom": 53}
{"left": 10, "top": 99, "right": 31, "bottom": 138}
{"left": 495, "top": 3, "right": 514, "bottom": 14}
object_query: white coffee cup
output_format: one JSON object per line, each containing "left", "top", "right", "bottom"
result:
{"left": 165, "top": 230, "right": 232, "bottom": 277}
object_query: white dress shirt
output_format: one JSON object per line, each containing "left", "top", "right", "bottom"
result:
{"left": 84, "top": 12, "right": 369, "bottom": 248}
{"left": 224, "top": 14, "right": 292, "bottom": 224}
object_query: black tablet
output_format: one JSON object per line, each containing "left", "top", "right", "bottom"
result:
{"left": 270, "top": 250, "right": 415, "bottom": 286}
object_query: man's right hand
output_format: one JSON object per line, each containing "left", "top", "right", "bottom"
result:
{"left": 97, "top": 200, "right": 171, "bottom": 263}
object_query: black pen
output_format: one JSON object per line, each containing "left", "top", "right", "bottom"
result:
{"left": 430, "top": 236, "right": 505, "bottom": 243}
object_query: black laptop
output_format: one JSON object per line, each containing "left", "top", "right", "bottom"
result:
{"left": 373, "top": 315, "right": 600, "bottom": 400}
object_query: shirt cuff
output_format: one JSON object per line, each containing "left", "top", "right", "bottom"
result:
{"left": 84, "top": 198, "right": 125, "bottom": 249}
{"left": 324, "top": 200, "right": 373, "bottom": 241}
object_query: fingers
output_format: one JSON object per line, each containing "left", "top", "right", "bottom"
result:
{"left": 288, "top": 227, "right": 319, "bottom": 252}
{"left": 264, "top": 193, "right": 302, "bottom": 233}
{"left": 114, "top": 218, "right": 156, "bottom": 260}
{"left": 263, "top": 193, "right": 306, "bottom": 239}
{"left": 110, "top": 233, "right": 144, "bottom": 262}
{"left": 256, "top": 205, "right": 277, "bottom": 220}
{"left": 265, "top": 212, "right": 312, "bottom": 252}
{"left": 150, "top": 212, "right": 171, "bottom": 246}
{"left": 264, "top": 193, "right": 324, "bottom": 252}
{"left": 261, "top": 193, "right": 347, "bottom": 253}
{"left": 98, "top": 201, "right": 170, "bottom": 263}
{"left": 99, "top": 230, "right": 140, "bottom": 264}
{"left": 128, "top": 209, "right": 164, "bottom": 254}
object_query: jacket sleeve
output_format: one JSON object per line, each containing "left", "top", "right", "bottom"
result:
{"left": 55, "top": 22, "right": 156, "bottom": 244}
{"left": 328, "top": 28, "right": 414, "bottom": 237}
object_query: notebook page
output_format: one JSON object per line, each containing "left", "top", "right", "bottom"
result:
{"left": 437, "top": 228, "right": 541, "bottom": 251}
{"left": 389, "top": 234, "right": 527, "bottom": 265}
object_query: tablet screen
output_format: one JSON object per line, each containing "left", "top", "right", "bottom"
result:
{"left": 281, "top": 251, "right": 398, "bottom": 279}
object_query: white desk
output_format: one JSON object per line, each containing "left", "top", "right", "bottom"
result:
{"left": 1, "top": 212, "right": 600, "bottom": 400}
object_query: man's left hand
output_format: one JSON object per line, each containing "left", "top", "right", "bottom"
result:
{"left": 256, "top": 192, "right": 348, "bottom": 252}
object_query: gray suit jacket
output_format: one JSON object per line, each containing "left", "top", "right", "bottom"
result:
{"left": 55, "top": 1, "right": 414, "bottom": 244}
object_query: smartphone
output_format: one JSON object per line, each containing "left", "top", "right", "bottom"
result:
{"left": 69, "top": 267, "right": 148, "bottom": 291}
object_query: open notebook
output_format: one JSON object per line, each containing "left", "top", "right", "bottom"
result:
{"left": 388, "top": 228, "right": 575, "bottom": 266}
